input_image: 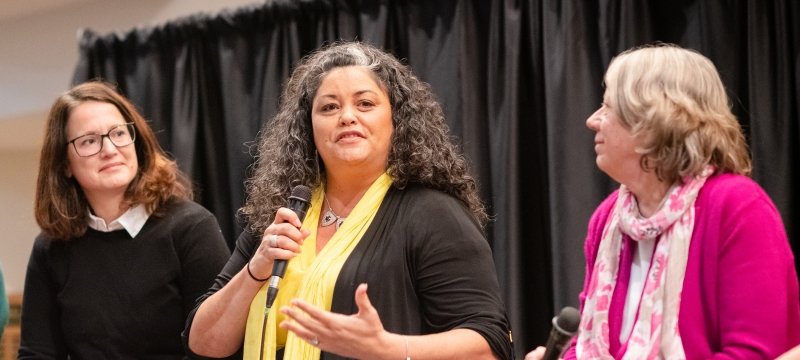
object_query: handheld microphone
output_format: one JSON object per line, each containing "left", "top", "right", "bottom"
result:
{"left": 265, "top": 185, "right": 311, "bottom": 309}
{"left": 543, "top": 306, "right": 580, "bottom": 360}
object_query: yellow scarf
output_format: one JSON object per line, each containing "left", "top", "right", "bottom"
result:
{"left": 243, "top": 173, "right": 393, "bottom": 360}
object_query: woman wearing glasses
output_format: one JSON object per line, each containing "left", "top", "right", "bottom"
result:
{"left": 18, "top": 81, "right": 231, "bottom": 359}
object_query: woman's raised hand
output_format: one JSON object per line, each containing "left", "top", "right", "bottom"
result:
{"left": 279, "top": 283, "right": 396, "bottom": 359}
{"left": 249, "top": 207, "right": 310, "bottom": 280}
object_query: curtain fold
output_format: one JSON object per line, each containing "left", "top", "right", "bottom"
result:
{"left": 73, "top": 0, "right": 800, "bottom": 356}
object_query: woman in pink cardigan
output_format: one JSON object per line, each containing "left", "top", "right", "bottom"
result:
{"left": 528, "top": 44, "right": 800, "bottom": 359}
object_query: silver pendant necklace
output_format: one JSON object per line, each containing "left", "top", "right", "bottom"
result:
{"left": 321, "top": 194, "right": 345, "bottom": 229}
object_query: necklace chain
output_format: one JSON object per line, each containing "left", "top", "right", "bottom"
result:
{"left": 321, "top": 194, "right": 345, "bottom": 229}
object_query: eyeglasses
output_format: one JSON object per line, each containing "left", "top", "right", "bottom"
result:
{"left": 68, "top": 123, "right": 136, "bottom": 157}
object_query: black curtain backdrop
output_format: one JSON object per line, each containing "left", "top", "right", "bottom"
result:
{"left": 72, "top": 0, "right": 799, "bottom": 357}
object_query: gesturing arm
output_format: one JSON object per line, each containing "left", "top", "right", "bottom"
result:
{"left": 185, "top": 208, "right": 307, "bottom": 357}
{"left": 280, "top": 283, "right": 499, "bottom": 360}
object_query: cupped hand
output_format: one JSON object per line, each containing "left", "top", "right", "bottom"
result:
{"left": 249, "top": 207, "right": 310, "bottom": 279}
{"left": 279, "top": 283, "right": 390, "bottom": 359}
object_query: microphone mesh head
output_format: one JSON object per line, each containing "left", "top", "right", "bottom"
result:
{"left": 555, "top": 306, "right": 581, "bottom": 334}
{"left": 290, "top": 185, "right": 312, "bottom": 202}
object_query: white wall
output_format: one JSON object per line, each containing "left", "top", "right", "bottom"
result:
{"left": 0, "top": 0, "right": 262, "bottom": 294}
{"left": 0, "top": 150, "right": 40, "bottom": 294}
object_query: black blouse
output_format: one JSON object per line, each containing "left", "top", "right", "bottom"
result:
{"left": 184, "top": 185, "right": 514, "bottom": 360}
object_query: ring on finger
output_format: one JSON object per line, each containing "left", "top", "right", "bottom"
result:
{"left": 268, "top": 234, "right": 279, "bottom": 248}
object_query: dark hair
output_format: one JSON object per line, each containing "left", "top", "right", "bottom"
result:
{"left": 240, "top": 41, "right": 487, "bottom": 234}
{"left": 35, "top": 81, "right": 193, "bottom": 240}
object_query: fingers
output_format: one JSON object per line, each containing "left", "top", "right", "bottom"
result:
{"left": 277, "top": 286, "right": 372, "bottom": 340}
{"left": 274, "top": 207, "right": 304, "bottom": 228}
{"left": 524, "top": 346, "right": 546, "bottom": 360}
{"left": 278, "top": 284, "right": 386, "bottom": 358}
{"left": 279, "top": 300, "right": 329, "bottom": 347}
{"left": 249, "top": 207, "right": 310, "bottom": 273}
{"left": 279, "top": 284, "right": 380, "bottom": 337}
{"left": 269, "top": 208, "right": 308, "bottom": 243}
{"left": 353, "top": 283, "right": 377, "bottom": 318}
{"left": 262, "top": 233, "right": 302, "bottom": 257}
{"left": 284, "top": 298, "right": 332, "bottom": 327}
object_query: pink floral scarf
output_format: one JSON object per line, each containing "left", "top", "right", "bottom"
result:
{"left": 577, "top": 166, "right": 714, "bottom": 359}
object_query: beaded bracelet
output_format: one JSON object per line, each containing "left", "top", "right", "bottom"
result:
{"left": 246, "top": 259, "right": 268, "bottom": 282}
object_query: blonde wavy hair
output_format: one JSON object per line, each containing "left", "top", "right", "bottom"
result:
{"left": 604, "top": 43, "right": 751, "bottom": 184}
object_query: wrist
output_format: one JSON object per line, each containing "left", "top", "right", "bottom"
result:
{"left": 404, "top": 335, "right": 411, "bottom": 360}
{"left": 375, "top": 332, "right": 409, "bottom": 360}
{"left": 246, "top": 259, "right": 268, "bottom": 282}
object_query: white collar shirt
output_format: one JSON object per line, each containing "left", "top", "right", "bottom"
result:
{"left": 87, "top": 204, "right": 150, "bottom": 238}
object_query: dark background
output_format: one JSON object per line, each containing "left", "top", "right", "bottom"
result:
{"left": 73, "top": 0, "right": 799, "bottom": 357}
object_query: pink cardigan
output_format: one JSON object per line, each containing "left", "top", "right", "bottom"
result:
{"left": 564, "top": 173, "right": 800, "bottom": 359}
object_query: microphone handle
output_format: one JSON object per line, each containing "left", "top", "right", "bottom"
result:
{"left": 260, "top": 186, "right": 310, "bottom": 360}
{"left": 265, "top": 190, "right": 311, "bottom": 308}
{"left": 542, "top": 321, "right": 574, "bottom": 360}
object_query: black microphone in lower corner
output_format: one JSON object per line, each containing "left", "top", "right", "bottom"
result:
{"left": 265, "top": 185, "right": 312, "bottom": 310}
{"left": 543, "top": 306, "right": 580, "bottom": 360}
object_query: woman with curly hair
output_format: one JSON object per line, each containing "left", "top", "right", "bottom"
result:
{"left": 19, "top": 81, "right": 230, "bottom": 359}
{"left": 185, "top": 41, "right": 513, "bottom": 360}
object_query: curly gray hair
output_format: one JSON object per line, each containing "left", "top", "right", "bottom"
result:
{"left": 240, "top": 41, "right": 487, "bottom": 234}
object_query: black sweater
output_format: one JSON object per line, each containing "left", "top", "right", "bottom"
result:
{"left": 184, "top": 186, "right": 514, "bottom": 360}
{"left": 19, "top": 199, "right": 231, "bottom": 360}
